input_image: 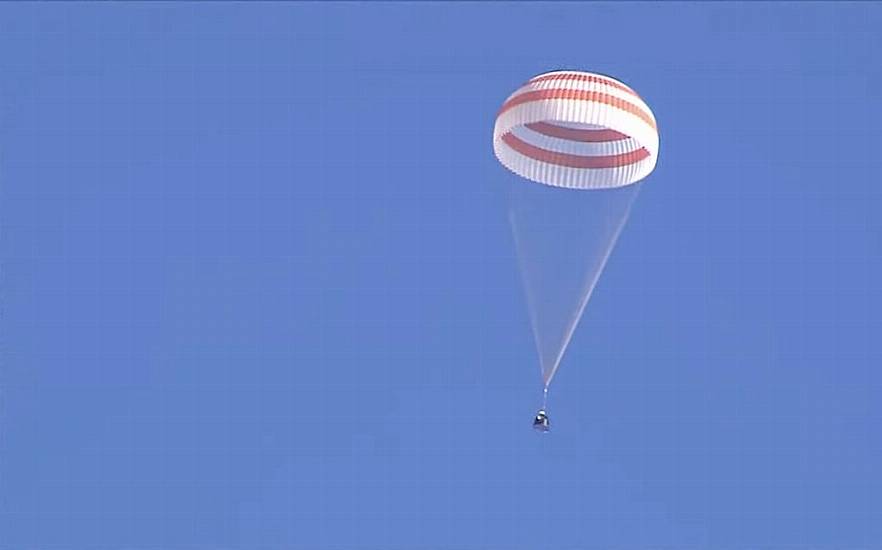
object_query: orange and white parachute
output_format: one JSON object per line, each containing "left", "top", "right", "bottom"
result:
{"left": 494, "top": 71, "right": 660, "bottom": 399}
{"left": 493, "top": 71, "right": 659, "bottom": 189}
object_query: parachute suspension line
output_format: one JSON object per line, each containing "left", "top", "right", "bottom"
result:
{"left": 542, "top": 184, "right": 642, "bottom": 387}
{"left": 508, "top": 205, "right": 546, "bottom": 381}
{"left": 542, "top": 386, "right": 549, "bottom": 409}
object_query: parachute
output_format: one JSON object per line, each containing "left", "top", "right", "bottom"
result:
{"left": 492, "top": 70, "right": 659, "bottom": 408}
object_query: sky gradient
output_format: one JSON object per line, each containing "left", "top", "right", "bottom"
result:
{"left": 1, "top": 3, "right": 881, "bottom": 549}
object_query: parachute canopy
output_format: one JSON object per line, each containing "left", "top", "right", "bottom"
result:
{"left": 493, "top": 71, "right": 659, "bottom": 190}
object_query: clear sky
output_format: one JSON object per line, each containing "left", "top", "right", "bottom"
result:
{"left": 1, "top": 3, "right": 881, "bottom": 549}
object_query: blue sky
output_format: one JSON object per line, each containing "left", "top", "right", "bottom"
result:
{"left": 1, "top": 3, "right": 881, "bottom": 549}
